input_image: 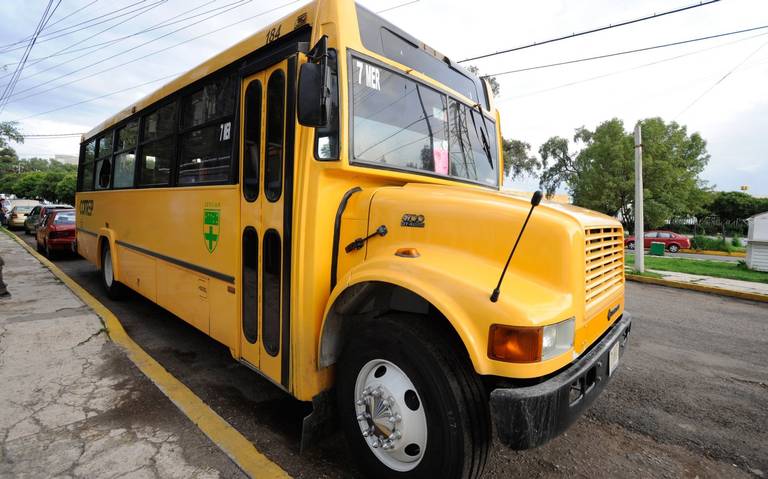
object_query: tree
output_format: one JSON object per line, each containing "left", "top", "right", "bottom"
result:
{"left": 538, "top": 117, "right": 710, "bottom": 228}
{"left": 709, "top": 191, "right": 768, "bottom": 222}
{"left": 0, "top": 121, "right": 23, "bottom": 148}
{"left": 55, "top": 173, "right": 77, "bottom": 205}
{"left": 502, "top": 138, "right": 540, "bottom": 180}
{"left": 12, "top": 171, "right": 46, "bottom": 199}
{"left": 467, "top": 65, "right": 500, "bottom": 96}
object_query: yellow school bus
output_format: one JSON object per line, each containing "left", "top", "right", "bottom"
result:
{"left": 75, "top": 1, "right": 631, "bottom": 476}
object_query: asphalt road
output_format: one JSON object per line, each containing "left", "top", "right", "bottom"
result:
{"left": 14, "top": 230, "right": 768, "bottom": 478}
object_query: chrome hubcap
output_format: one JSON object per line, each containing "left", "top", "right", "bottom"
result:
{"left": 354, "top": 359, "right": 426, "bottom": 471}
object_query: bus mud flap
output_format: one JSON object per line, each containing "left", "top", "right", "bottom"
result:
{"left": 300, "top": 389, "right": 337, "bottom": 454}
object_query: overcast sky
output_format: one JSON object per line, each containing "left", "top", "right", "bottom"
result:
{"left": 1, "top": 0, "right": 766, "bottom": 194}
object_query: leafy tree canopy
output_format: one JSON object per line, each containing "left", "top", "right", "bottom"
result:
{"left": 538, "top": 117, "right": 710, "bottom": 228}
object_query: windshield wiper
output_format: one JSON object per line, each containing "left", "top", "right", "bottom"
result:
{"left": 470, "top": 103, "right": 494, "bottom": 169}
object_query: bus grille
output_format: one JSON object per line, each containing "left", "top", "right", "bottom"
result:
{"left": 585, "top": 226, "right": 624, "bottom": 307}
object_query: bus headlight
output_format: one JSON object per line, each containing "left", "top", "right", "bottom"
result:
{"left": 542, "top": 317, "right": 575, "bottom": 360}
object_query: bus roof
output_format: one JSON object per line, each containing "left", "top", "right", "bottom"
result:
{"left": 83, "top": 1, "right": 316, "bottom": 141}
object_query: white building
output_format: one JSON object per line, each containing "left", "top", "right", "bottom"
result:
{"left": 746, "top": 211, "right": 768, "bottom": 272}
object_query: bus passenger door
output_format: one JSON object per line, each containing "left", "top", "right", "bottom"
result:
{"left": 239, "top": 58, "right": 294, "bottom": 389}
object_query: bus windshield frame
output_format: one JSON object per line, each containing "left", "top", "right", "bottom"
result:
{"left": 348, "top": 51, "right": 500, "bottom": 188}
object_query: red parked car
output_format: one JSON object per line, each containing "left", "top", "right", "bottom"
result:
{"left": 36, "top": 209, "right": 76, "bottom": 258}
{"left": 624, "top": 230, "right": 691, "bottom": 253}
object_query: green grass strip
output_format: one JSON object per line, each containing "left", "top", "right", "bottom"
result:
{"left": 625, "top": 254, "right": 768, "bottom": 284}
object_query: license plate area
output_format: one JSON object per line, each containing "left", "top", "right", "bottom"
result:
{"left": 608, "top": 341, "right": 620, "bottom": 376}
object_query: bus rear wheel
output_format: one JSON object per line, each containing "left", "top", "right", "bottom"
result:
{"left": 101, "top": 244, "right": 126, "bottom": 300}
{"left": 336, "top": 313, "right": 490, "bottom": 479}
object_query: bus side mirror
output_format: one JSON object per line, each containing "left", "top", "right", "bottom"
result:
{"left": 297, "top": 62, "right": 328, "bottom": 127}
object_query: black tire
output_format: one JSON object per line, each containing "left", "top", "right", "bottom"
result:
{"left": 668, "top": 244, "right": 680, "bottom": 253}
{"left": 101, "top": 243, "right": 126, "bottom": 300}
{"left": 337, "top": 313, "right": 490, "bottom": 479}
{"left": 627, "top": 241, "right": 635, "bottom": 250}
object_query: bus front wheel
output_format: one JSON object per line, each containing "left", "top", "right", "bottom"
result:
{"left": 101, "top": 244, "right": 126, "bottom": 300}
{"left": 336, "top": 313, "right": 490, "bottom": 479}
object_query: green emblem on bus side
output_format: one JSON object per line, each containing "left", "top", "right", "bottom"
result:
{"left": 203, "top": 208, "right": 220, "bottom": 253}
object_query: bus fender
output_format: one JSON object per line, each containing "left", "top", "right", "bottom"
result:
{"left": 97, "top": 228, "right": 121, "bottom": 280}
{"left": 318, "top": 260, "right": 487, "bottom": 374}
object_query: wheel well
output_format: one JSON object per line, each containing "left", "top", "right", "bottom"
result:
{"left": 97, "top": 236, "right": 109, "bottom": 269}
{"left": 319, "top": 281, "right": 469, "bottom": 369}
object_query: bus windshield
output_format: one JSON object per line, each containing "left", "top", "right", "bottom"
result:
{"left": 351, "top": 57, "right": 499, "bottom": 187}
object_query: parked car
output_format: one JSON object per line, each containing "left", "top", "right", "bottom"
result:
{"left": 7, "top": 202, "right": 40, "bottom": 229}
{"left": 624, "top": 230, "right": 691, "bottom": 253}
{"left": 24, "top": 204, "right": 72, "bottom": 234}
{"left": 36, "top": 209, "right": 76, "bottom": 258}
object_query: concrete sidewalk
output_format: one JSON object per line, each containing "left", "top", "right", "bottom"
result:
{"left": 628, "top": 266, "right": 768, "bottom": 299}
{"left": 0, "top": 231, "right": 242, "bottom": 478}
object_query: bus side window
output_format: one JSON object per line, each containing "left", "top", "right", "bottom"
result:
{"left": 78, "top": 139, "right": 96, "bottom": 192}
{"left": 178, "top": 75, "right": 236, "bottom": 186}
{"left": 114, "top": 120, "right": 138, "bottom": 189}
{"left": 138, "top": 102, "right": 177, "bottom": 187}
{"left": 95, "top": 132, "right": 113, "bottom": 190}
{"left": 243, "top": 80, "right": 262, "bottom": 201}
{"left": 264, "top": 70, "right": 285, "bottom": 202}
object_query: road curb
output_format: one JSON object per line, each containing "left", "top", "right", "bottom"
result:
{"left": 2, "top": 228, "right": 291, "bottom": 479}
{"left": 626, "top": 273, "right": 768, "bottom": 303}
{"left": 680, "top": 248, "right": 746, "bottom": 257}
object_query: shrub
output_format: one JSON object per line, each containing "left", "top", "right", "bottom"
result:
{"left": 690, "top": 235, "right": 733, "bottom": 252}
{"left": 731, "top": 235, "right": 743, "bottom": 248}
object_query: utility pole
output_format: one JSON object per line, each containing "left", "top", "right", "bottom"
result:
{"left": 634, "top": 122, "right": 644, "bottom": 273}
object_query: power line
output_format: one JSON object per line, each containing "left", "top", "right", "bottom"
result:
{"left": 676, "top": 38, "right": 768, "bottom": 118}
{"left": 4, "top": 0, "right": 299, "bottom": 106}
{"left": 0, "top": 0, "right": 99, "bottom": 50}
{"left": 0, "top": 0, "right": 153, "bottom": 53}
{"left": 485, "top": 24, "right": 768, "bottom": 77}
{"left": 3, "top": 0, "right": 258, "bottom": 103}
{"left": 0, "top": 0, "right": 167, "bottom": 84}
{"left": 376, "top": 0, "right": 420, "bottom": 14}
{"left": 0, "top": 0, "right": 227, "bottom": 83}
{"left": 496, "top": 31, "right": 768, "bottom": 102}
{"left": 457, "top": 0, "right": 722, "bottom": 63}
{"left": 0, "top": 0, "right": 61, "bottom": 116}
{"left": 13, "top": 71, "right": 183, "bottom": 121}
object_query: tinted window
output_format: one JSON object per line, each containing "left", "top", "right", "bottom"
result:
{"left": 182, "top": 75, "right": 236, "bottom": 129}
{"left": 262, "top": 229, "right": 281, "bottom": 356}
{"left": 243, "top": 80, "right": 261, "bottom": 201}
{"left": 242, "top": 227, "right": 259, "bottom": 344}
{"left": 81, "top": 160, "right": 95, "bottom": 191}
{"left": 143, "top": 103, "right": 177, "bottom": 141}
{"left": 138, "top": 137, "right": 173, "bottom": 186}
{"left": 356, "top": 4, "right": 486, "bottom": 108}
{"left": 97, "top": 134, "right": 113, "bottom": 158}
{"left": 85, "top": 140, "right": 96, "bottom": 162}
{"left": 116, "top": 121, "right": 138, "bottom": 151}
{"left": 264, "top": 70, "right": 285, "bottom": 202}
{"left": 95, "top": 158, "right": 111, "bottom": 189}
{"left": 113, "top": 152, "right": 136, "bottom": 188}
{"left": 645, "top": 232, "right": 658, "bottom": 238}
{"left": 658, "top": 232, "right": 672, "bottom": 239}
{"left": 178, "top": 124, "right": 232, "bottom": 185}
